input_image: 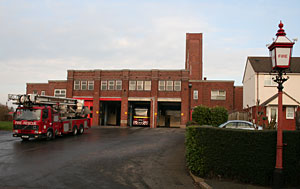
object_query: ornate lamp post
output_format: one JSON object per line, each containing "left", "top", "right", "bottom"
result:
{"left": 268, "top": 21, "right": 294, "bottom": 187}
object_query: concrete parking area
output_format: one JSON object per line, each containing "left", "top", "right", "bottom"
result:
{"left": 0, "top": 127, "right": 197, "bottom": 189}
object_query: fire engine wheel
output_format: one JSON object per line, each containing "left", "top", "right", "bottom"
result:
{"left": 78, "top": 125, "right": 84, "bottom": 135}
{"left": 73, "top": 126, "right": 78, "bottom": 136}
{"left": 46, "top": 130, "right": 53, "bottom": 141}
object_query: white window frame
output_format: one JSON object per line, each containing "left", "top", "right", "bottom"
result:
{"left": 211, "top": 90, "right": 226, "bottom": 100}
{"left": 286, "top": 107, "right": 295, "bottom": 119}
{"left": 159, "top": 80, "right": 165, "bottom": 91}
{"left": 108, "top": 80, "right": 115, "bottom": 90}
{"left": 54, "top": 89, "right": 66, "bottom": 98}
{"left": 41, "top": 91, "right": 45, "bottom": 96}
{"left": 137, "top": 81, "right": 144, "bottom": 91}
{"left": 174, "top": 81, "right": 181, "bottom": 91}
{"left": 81, "top": 81, "right": 87, "bottom": 90}
{"left": 129, "top": 80, "right": 136, "bottom": 91}
{"left": 193, "top": 90, "right": 198, "bottom": 100}
{"left": 74, "top": 81, "right": 80, "bottom": 90}
{"left": 264, "top": 75, "right": 277, "bottom": 87}
{"left": 144, "top": 81, "right": 151, "bottom": 91}
{"left": 268, "top": 107, "right": 278, "bottom": 123}
{"left": 101, "top": 81, "right": 107, "bottom": 90}
{"left": 116, "top": 80, "right": 122, "bottom": 90}
{"left": 88, "top": 81, "right": 94, "bottom": 90}
{"left": 166, "top": 81, "right": 173, "bottom": 91}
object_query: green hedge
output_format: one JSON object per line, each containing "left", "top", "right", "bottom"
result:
{"left": 192, "top": 106, "right": 228, "bottom": 126}
{"left": 185, "top": 126, "right": 300, "bottom": 187}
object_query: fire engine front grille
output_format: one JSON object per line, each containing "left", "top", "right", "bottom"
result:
{"left": 13, "top": 125, "right": 39, "bottom": 130}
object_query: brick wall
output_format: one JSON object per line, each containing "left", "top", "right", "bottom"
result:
{"left": 190, "top": 81, "right": 235, "bottom": 111}
{"left": 27, "top": 81, "right": 67, "bottom": 96}
{"left": 234, "top": 86, "right": 243, "bottom": 111}
{"left": 27, "top": 83, "right": 50, "bottom": 95}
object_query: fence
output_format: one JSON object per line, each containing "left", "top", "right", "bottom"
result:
{"left": 228, "top": 111, "right": 248, "bottom": 121}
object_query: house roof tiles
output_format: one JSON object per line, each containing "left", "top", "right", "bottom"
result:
{"left": 248, "top": 57, "right": 300, "bottom": 73}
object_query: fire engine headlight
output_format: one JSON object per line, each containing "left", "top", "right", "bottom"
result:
{"left": 14, "top": 130, "right": 18, "bottom": 133}
{"left": 44, "top": 125, "right": 46, "bottom": 129}
{"left": 34, "top": 131, "right": 38, "bottom": 134}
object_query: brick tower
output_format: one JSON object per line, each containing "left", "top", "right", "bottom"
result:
{"left": 185, "top": 33, "right": 203, "bottom": 80}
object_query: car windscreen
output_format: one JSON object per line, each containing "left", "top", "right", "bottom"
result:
{"left": 134, "top": 109, "right": 148, "bottom": 116}
{"left": 14, "top": 109, "right": 42, "bottom": 121}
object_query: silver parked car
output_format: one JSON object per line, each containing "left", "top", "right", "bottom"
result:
{"left": 218, "top": 120, "right": 263, "bottom": 130}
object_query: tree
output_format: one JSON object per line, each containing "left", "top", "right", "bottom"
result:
{"left": 0, "top": 103, "right": 12, "bottom": 121}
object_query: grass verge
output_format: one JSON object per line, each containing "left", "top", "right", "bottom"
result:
{"left": 0, "top": 121, "right": 13, "bottom": 131}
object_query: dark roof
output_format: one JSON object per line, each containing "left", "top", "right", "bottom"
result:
{"left": 248, "top": 57, "right": 300, "bottom": 73}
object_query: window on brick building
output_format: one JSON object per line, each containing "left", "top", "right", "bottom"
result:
{"left": 81, "top": 81, "right": 87, "bottom": 90}
{"left": 193, "top": 90, "right": 198, "bottom": 100}
{"left": 286, "top": 107, "right": 294, "bottom": 119}
{"left": 129, "top": 81, "right": 136, "bottom": 90}
{"left": 116, "top": 80, "right": 122, "bottom": 90}
{"left": 159, "top": 81, "right": 165, "bottom": 91}
{"left": 101, "top": 81, "right": 107, "bottom": 90}
{"left": 54, "top": 89, "right": 66, "bottom": 98}
{"left": 108, "top": 80, "right": 115, "bottom": 90}
{"left": 137, "top": 81, "right": 143, "bottom": 91}
{"left": 33, "top": 90, "right": 38, "bottom": 95}
{"left": 74, "top": 81, "right": 80, "bottom": 90}
{"left": 166, "top": 81, "right": 173, "bottom": 91}
{"left": 41, "top": 91, "right": 45, "bottom": 96}
{"left": 174, "top": 81, "right": 181, "bottom": 91}
{"left": 144, "top": 81, "right": 151, "bottom": 91}
{"left": 88, "top": 81, "right": 94, "bottom": 90}
{"left": 211, "top": 90, "right": 226, "bottom": 100}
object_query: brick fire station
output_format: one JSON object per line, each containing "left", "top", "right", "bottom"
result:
{"left": 27, "top": 33, "right": 243, "bottom": 127}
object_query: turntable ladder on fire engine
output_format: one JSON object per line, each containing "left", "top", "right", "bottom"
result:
{"left": 8, "top": 94, "right": 88, "bottom": 119}
{"left": 8, "top": 94, "right": 79, "bottom": 106}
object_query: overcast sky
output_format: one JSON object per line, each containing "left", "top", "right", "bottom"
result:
{"left": 1, "top": 0, "right": 300, "bottom": 105}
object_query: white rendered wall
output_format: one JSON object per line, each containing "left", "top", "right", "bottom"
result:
{"left": 243, "top": 60, "right": 256, "bottom": 108}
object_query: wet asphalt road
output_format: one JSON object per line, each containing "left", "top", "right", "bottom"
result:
{"left": 0, "top": 127, "right": 197, "bottom": 189}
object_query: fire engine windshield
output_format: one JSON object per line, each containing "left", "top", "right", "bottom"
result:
{"left": 14, "top": 109, "right": 41, "bottom": 121}
{"left": 134, "top": 108, "right": 148, "bottom": 117}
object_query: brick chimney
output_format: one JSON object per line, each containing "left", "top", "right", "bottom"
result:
{"left": 185, "top": 33, "right": 203, "bottom": 80}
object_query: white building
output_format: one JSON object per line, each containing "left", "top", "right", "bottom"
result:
{"left": 242, "top": 56, "right": 300, "bottom": 130}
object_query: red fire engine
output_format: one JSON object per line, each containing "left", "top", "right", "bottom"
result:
{"left": 132, "top": 108, "right": 150, "bottom": 126}
{"left": 8, "top": 94, "right": 91, "bottom": 141}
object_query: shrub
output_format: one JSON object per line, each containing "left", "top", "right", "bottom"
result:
{"left": 210, "top": 106, "right": 228, "bottom": 126}
{"left": 185, "top": 126, "right": 300, "bottom": 187}
{"left": 192, "top": 106, "right": 210, "bottom": 125}
{"left": 192, "top": 105, "right": 228, "bottom": 126}
{"left": 186, "top": 120, "right": 198, "bottom": 126}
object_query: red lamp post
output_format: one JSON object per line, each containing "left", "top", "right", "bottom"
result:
{"left": 268, "top": 21, "right": 294, "bottom": 188}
